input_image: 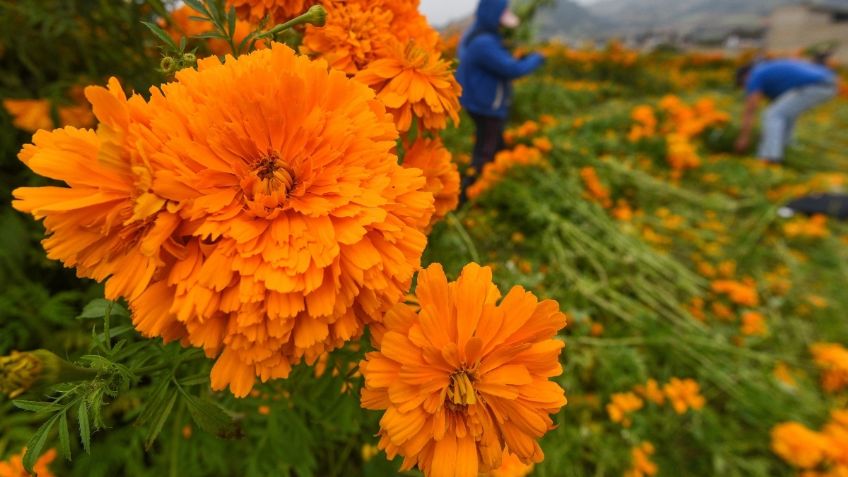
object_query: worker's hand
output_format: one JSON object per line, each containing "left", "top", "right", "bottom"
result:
{"left": 734, "top": 135, "right": 750, "bottom": 154}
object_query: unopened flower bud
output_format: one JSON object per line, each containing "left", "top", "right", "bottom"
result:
{"left": 304, "top": 5, "right": 327, "bottom": 27}
{"left": 0, "top": 350, "right": 96, "bottom": 397}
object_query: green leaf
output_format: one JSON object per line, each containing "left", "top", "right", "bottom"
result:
{"left": 192, "top": 32, "right": 227, "bottom": 40}
{"left": 141, "top": 21, "right": 178, "bottom": 50}
{"left": 78, "top": 401, "right": 91, "bottom": 454}
{"left": 184, "top": 0, "right": 209, "bottom": 16}
{"left": 58, "top": 411, "right": 72, "bottom": 461}
{"left": 144, "top": 390, "right": 178, "bottom": 450}
{"left": 76, "top": 299, "right": 128, "bottom": 320}
{"left": 178, "top": 387, "right": 242, "bottom": 439}
{"left": 13, "top": 400, "right": 63, "bottom": 413}
{"left": 227, "top": 6, "right": 236, "bottom": 36}
{"left": 22, "top": 413, "right": 60, "bottom": 474}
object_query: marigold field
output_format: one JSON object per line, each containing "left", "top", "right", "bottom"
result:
{"left": 1, "top": 1, "right": 848, "bottom": 477}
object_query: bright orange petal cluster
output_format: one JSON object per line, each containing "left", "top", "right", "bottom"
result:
{"left": 662, "top": 378, "right": 705, "bottom": 414}
{"left": 487, "top": 450, "right": 534, "bottom": 477}
{"left": 811, "top": 343, "right": 848, "bottom": 393}
{"left": 355, "top": 40, "right": 461, "bottom": 132}
{"left": 711, "top": 279, "right": 760, "bottom": 307}
{"left": 227, "top": 0, "right": 317, "bottom": 23}
{"left": 360, "top": 263, "right": 567, "bottom": 477}
{"left": 625, "top": 442, "right": 658, "bottom": 477}
{"left": 13, "top": 44, "right": 436, "bottom": 397}
{"left": 772, "top": 410, "right": 848, "bottom": 473}
{"left": 0, "top": 448, "right": 56, "bottom": 477}
{"left": 606, "top": 392, "right": 643, "bottom": 427}
{"left": 402, "top": 138, "right": 460, "bottom": 227}
{"left": 580, "top": 166, "right": 612, "bottom": 208}
{"left": 4, "top": 96, "right": 94, "bottom": 133}
{"left": 467, "top": 146, "right": 548, "bottom": 201}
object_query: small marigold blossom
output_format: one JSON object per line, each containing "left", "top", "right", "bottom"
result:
{"left": 771, "top": 422, "right": 830, "bottom": 469}
{"left": 0, "top": 448, "right": 57, "bottom": 477}
{"left": 355, "top": 40, "right": 461, "bottom": 133}
{"left": 360, "top": 263, "right": 567, "bottom": 477}
{"left": 662, "top": 378, "right": 705, "bottom": 414}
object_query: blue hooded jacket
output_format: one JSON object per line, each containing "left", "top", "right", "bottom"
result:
{"left": 456, "top": 0, "right": 545, "bottom": 119}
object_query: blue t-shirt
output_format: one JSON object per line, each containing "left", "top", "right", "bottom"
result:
{"left": 746, "top": 60, "right": 835, "bottom": 100}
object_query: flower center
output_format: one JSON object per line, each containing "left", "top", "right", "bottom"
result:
{"left": 447, "top": 370, "right": 477, "bottom": 407}
{"left": 254, "top": 150, "right": 295, "bottom": 196}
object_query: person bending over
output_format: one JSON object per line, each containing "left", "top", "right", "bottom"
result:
{"left": 735, "top": 58, "right": 837, "bottom": 163}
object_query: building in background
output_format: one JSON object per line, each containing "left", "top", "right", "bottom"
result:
{"left": 767, "top": 0, "right": 848, "bottom": 63}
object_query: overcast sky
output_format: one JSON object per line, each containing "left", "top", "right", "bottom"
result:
{"left": 419, "top": 0, "right": 599, "bottom": 26}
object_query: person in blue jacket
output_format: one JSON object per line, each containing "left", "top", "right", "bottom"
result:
{"left": 735, "top": 59, "right": 837, "bottom": 163}
{"left": 456, "top": 0, "right": 545, "bottom": 199}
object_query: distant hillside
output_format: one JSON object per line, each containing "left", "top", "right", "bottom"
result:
{"left": 533, "top": 0, "right": 800, "bottom": 39}
{"left": 586, "top": 0, "right": 797, "bottom": 35}
{"left": 534, "top": 0, "right": 608, "bottom": 39}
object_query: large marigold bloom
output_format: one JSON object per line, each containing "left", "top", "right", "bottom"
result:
{"left": 355, "top": 40, "right": 461, "bottom": 132}
{"left": 360, "top": 263, "right": 567, "bottom": 477}
{"left": 402, "top": 138, "right": 459, "bottom": 227}
{"left": 15, "top": 44, "right": 435, "bottom": 398}
{"left": 12, "top": 79, "right": 183, "bottom": 309}
{"left": 133, "top": 45, "right": 433, "bottom": 397}
{"left": 301, "top": 1, "right": 395, "bottom": 74}
{"left": 227, "top": 0, "right": 317, "bottom": 23}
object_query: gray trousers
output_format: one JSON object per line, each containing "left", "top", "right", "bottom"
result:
{"left": 758, "top": 83, "right": 837, "bottom": 160}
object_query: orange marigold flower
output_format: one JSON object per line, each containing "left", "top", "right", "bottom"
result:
{"left": 741, "top": 311, "right": 767, "bottom": 337}
{"left": 772, "top": 422, "right": 830, "bottom": 469}
{"left": 227, "top": 0, "right": 317, "bottom": 23}
{"left": 711, "top": 279, "right": 760, "bottom": 307}
{"left": 14, "top": 45, "right": 435, "bottom": 398}
{"left": 606, "top": 392, "right": 644, "bottom": 427}
{"left": 774, "top": 361, "right": 797, "bottom": 388}
{"left": 811, "top": 343, "right": 848, "bottom": 393}
{"left": 634, "top": 379, "right": 665, "bottom": 405}
{"left": 3, "top": 99, "right": 53, "bottom": 132}
{"left": 625, "top": 442, "right": 658, "bottom": 477}
{"left": 580, "top": 166, "right": 612, "bottom": 208}
{"left": 467, "top": 146, "right": 547, "bottom": 200}
{"left": 663, "top": 378, "right": 705, "bottom": 414}
{"left": 0, "top": 448, "right": 57, "bottom": 477}
{"left": 402, "top": 138, "right": 460, "bottom": 227}
{"left": 355, "top": 40, "right": 461, "bottom": 132}
{"left": 360, "top": 263, "right": 567, "bottom": 477}
{"left": 301, "top": 1, "right": 395, "bottom": 74}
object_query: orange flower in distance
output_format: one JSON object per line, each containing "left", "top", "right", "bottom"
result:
{"left": 355, "top": 40, "right": 461, "bottom": 133}
{"left": 606, "top": 392, "right": 643, "bottom": 427}
{"left": 360, "top": 263, "right": 567, "bottom": 477}
{"left": 467, "top": 146, "right": 547, "bottom": 200}
{"left": 4, "top": 99, "right": 53, "bottom": 132}
{"left": 811, "top": 343, "right": 848, "bottom": 393}
{"left": 15, "top": 45, "right": 435, "bottom": 398}
{"left": 625, "top": 442, "right": 658, "bottom": 477}
{"left": 711, "top": 279, "right": 760, "bottom": 307}
{"left": 13, "top": 79, "right": 183, "bottom": 309}
{"left": 168, "top": 5, "right": 259, "bottom": 56}
{"left": 301, "top": 1, "right": 395, "bottom": 74}
{"left": 227, "top": 0, "right": 317, "bottom": 23}
{"left": 663, "top": 378, "right": 705, "bottom": 414}
{"left": 0, "top": 448, "right": 57, "bottom": 477}
{"left": 771, "top": 422, "right": 829, "bottom": 469}
{"left": 402, "top": 138, "right": 459, "bottom": 226}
